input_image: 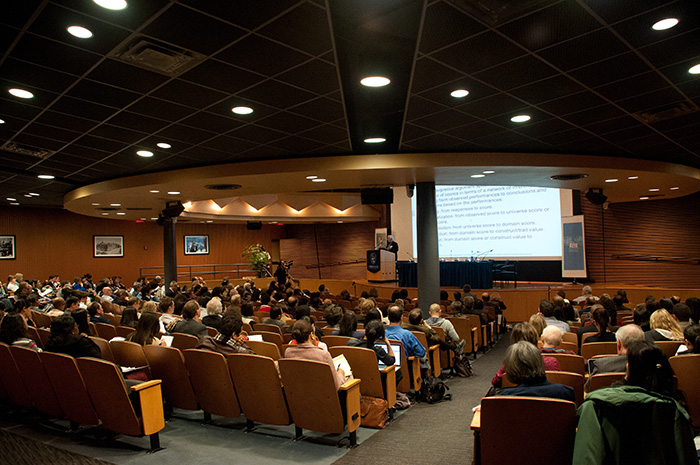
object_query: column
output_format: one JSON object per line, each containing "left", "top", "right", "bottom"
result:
{"left": 163, "top": 218, "right": 177, "bottom": 286}
{"left": 416, "top": 182, "right": 440, "bottom": 316}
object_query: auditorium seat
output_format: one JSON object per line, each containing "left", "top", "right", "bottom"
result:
{"left": 0, "top": 343, "right": 32, "bottom": 408}
{"left": 88, "top": 336, "right": 116, "bottom": 363}
{"left": 254, "top": 323, "right": 283, "bottom": 335}
{"left": 411, "top": 331, "right": 440, "bottom": 378}
{"left": 241, "top": 323, "right": 253, "bottom": 334}
{"left": 430, "top": 325, "right": 453, "bottom": 371}
{"left": 115, "top": 326, "right": 136, "bottom": 338}
{"left": 228, "top": 353, "right": 292, "bottom": 431}
{"left": 143, "top": 345, "right": 199, "bottom": 412}
{"left": 31, "top": 310, "right": 51, "bottom": 329}
{"left": 103, "top": 313, "right": 121, "bottom": 326}
{"left": 669, "top": 354, "right": 700, "bottom": 429}
{"left": 330, "top": 345, "right": 396, "bottom": 410}
{"left": 183, "top": 349, "right": 242, "bottom": 422}
{"left": 77, "top": 357, "right": 165, "bottom": 452}
{"left": 447, "top": 317, "right": 478, "bottom": 358}
{"left": 245, "top": 340, "right": 281, "bottom": 360}
{"left": 109, "top": 340, "right": 151, "bottom": 378}
{"left": 10, "top": 346, "right": 62, "bottom": 416}
{"left": 320, "top": 335, "right": 353, "bottom": 347}
{"left": 40, "top": 352, "right": 100, "bottom": 428}
{"left": 655, "top": 341, "right": 683, "bottom": 358}
{"left": 542, "top": 353, "right": 586, "bottom": 375}
{"left": 250, "top": 330, "right": 284, "bottom": 350}
{"left": 278, "top": 358, "right": 361, "bottom": 446}
{"left": 586, "top": 372, "right": 626, "bottom": 393}
{"left": 546, "top": 371, "right": 584, "bottom": 406}
{"left": 581, "top": 342, "right": 617, "bottom": 359}
{"left": 94, "top": 322, "right": 118, "bottom": 340}
{"left": 388, "top": 339, "right": 420, "bottom": 393}
{"left": 37, "top": 328, "right": 51, "bottom": 349}
{"left": 171, "top": 333, "right": 199, "bottom": 350}
{"left": 24, "top": 325, "right": 43, "bottom": 349}
{"left": 478, "top": 396, "right": 576, "bottom": 465}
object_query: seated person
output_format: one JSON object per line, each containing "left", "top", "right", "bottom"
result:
{"left": 585, "top": 324, "right": 645, "bottom": 392}
{"left": 645, "top": 309, "right": 684, "bottom": 342}
{"left": 402, "top": 308, "right": 465, "bottom": 354}
{"left": 675, "top": 324, "right": 700, "bottom": 355}
{"left": 573, "top": 341, "right": 696, "bottom": 465}
{"left": 120, "top": 307, "right": 139, "bottom": 329}
{"left": 285, "top": 318, "right": 345, "bottom": 390}
{"left": 71, "top": 308, "right": 91, "bottom": 336}
{"left": 158, "top": 296, "right": 178, "bottom": 327}
{"left": 332, "top": 311, "right": 364, "bottom": 339}
{"left": 262, "top": 305, "right": 286, "bottom": 330}
{"left": 87, "top": 301, "right": 109, "bottom": 324}
{"left": 0, "top": 312, "right": 40, "bottom": 351}
{"left": 323, "top": 305, "right": 344, "bottom": 329}
{"left": 540, "top": 326, "right": 575, "bottom": 355}
{"left": 583, "top": 306, "right": 616, "bottom": 344}
{"left": 425, "top": 303, "right": 465, "bottom": 349}
{"left": 498, "top": 341, "right": 575, "bottom": 402}
{"left": 171, "top": 300, "right": 208, "bottom": 340}
{"left": 384, "top": 305, "right": 429, "bottom": 377}
{"left": 202, "top": 298, "right": 223, "bottom": 331}
{"left": 492, "top": 323, "right": 560, "bottom": 388}
{"left": 240, "top": 300, "right": 256, "bottom": 328}
{"left": 127, "top": 312, "right": 166, "bottom": 346}
{"left": 633, "top": 303, "right": 652, "bottom": 332}
{"left": 45, "top": 314, "right": 101, "bottom": 358}
{"left": 197, "top": 312, "right": 254, "bottom": 355}
{"left": 347, "top": 319, "right": 403, "bottom": 386}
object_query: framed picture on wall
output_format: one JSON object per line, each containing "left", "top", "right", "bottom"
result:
{"left": 0, "top": 235, "right": 15, "bottom": 259}
{"left": 184, "top": 235, "right": 209, "bottom": 255}
{"left": 94, "top": 235, "right": 124, "bottom": 258}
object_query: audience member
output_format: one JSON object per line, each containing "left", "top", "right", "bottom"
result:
{"left": 285, "top": 318, "right": 345, "bottom": 390}
{"left": 171, "top": 300, "right": 208, "bottom": 340}
{"left": 540, "top": 326, "right": 575, "bottom": 355}
{"left": 197, "top": 312, "right": 253, "bottom": 355}
{"left": 676, "top": 324, "right": 700, "bottom": 355}
{"left": 645, "top": 309, "right": 684, "bottom": 342}
{"left": 585, "top": 324, "right": 645, "bottom": 391}
{"left": 0, "top": 313, "right": 40, "bottom": 351}
{"left": 202, "top": 298, "right": 223, "bottom": 331}
{"left": 402, "top": 308, "right": 465, "bottom": 354}
{"left": 45, "top": 314, "right": 101, "bottom": 358}
{"left": 583, "top": 305, "right": 616, "bottom": 343}
{"left": 333, "top": 311, "right": 364, "bottom": 339}
{"left": 425, "top": 303, "right": 464, "bottom": 349}
{"left": 528, "top": 313, "right": 546, "bottom": 337}
{"left": 262, "top": 305, "right": 286, "bottom": 330}
{"left": 671, "top": 303, "right": 692, "bottom": 330}
{"left": 384, "top": 305, "right": 429, "bottom": 376}
{"left": 127, "top": 311, "right": 165, "bottom": 346}
{"left": 87, "top": 302, "right": 109, "bottom": 324}
{"left": 540, "top": 299, "right": 570, "bottom": 333}
{"left": 120, "top": 307, "right": 139, "bottom": 328}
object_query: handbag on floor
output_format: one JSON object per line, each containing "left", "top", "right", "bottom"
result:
{"left": 452, "top": 353, "right": 473, "bottom": 377}
{"left": 418, "top": 376, "right": 451, "bottom": 404}
{"left": 360, "top": 396, "right": 388, "bottom": 429}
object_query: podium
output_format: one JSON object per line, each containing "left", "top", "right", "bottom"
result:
{"left": 366, "top": 249, "right": 396, "bottom": 282}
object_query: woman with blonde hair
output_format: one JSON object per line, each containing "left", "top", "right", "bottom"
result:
{"left": 529, "top": 313, "right": 546, "bottom": 337}
{"left": 645, "top": 309, "right": 684, "bottom": 342}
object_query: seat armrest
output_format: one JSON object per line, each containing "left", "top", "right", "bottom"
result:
{"left": 130, "top": 379, "right": 162, "bottom": 391}
{"left": 134, "top": 380, "right": 165, "bottom": 436}
{"left": 341, "top": 378, "right": 362, "bottom": 433}
{"left": 380, "top": 366, "right": 397, "bottom": 409}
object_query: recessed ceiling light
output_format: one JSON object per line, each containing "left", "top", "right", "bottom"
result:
{"left": 232, "top": 106, "right": 253, "bottom": 115}
{"left": 10, "top": 202, "right": 19, "bottom": 206}
{"left": 140, "top": 218, "right": 146, "bottom": 220}
{"left": 137, "top": 150, "right": 153, "bottom": 157}
{"left": 24, "top": 194, "right": 32, "bottom": 198}
{"left": 6, "top": 198, "right": 16, "bottom": 201}
{"left": 102, "top": 212, "right": 109, "bottom": 215}
{"left": 652, "top": 18, "right": 678, "bottom": 30}
{"left": 306, "top": 175, "right": 317, "bottom": 179}
{"left": 149, "top": 190, "right": 160, "bottom": 193}
{"left": 628, "top": 176, "right": 639, "bottom": 180}
{"left": 0, "top": 119, "right": 5, "bottom": 124}
{"left": 168, "top": 191, "right": 180, "bottom": 195}
{"left": 156, "top": 142, "right": 171, "bottom": 149}
{"left": 9, "top": 88, "right": 33, "bottom": 99}
{"left": 29, "top": 193, "right": 39, "bottom": 196}
{"left": 670, "top": 187, "right": 680, "bottom": 190}
{"left": 206, "top": 220, "right": 213, "bottom": 223}
{"left": 605, "top": 178, "right": 618, "bottom": 183}
{"left": 689, "top": 64, "right": 700, "bottom": 75}
{"left": 450, "top": 89, "right": 469, "bottom": 98}
{"left": 117, "top": 212, "right": 126, "bottom": 216}
{"left": 639, "top": 196, "right": 649, "bottom": 200}
{"left": 67, "top": 26, "right": 93, "bottom": 38}
{"left": 483, "top": 170, "right": 495, "bottom": 174}
{"left": 37, "top": 174, "right": 54, "bottom": 179}
{"left": 471, "top": 174, "right": 485, "bottom": 178}
{"left": 364, "top": 137, "right": 386, "bottom": 143}
{"left": 360, "top": 76, "right": 390, "bottom": 87}
{"left": 311, "top": 178, "right": 326, "bottom": 183}
{"left": 649, "top": 188, "right": 660, "bottom": 192}
{"left": 93, "top": 0, "right": 127, "bottom": 10}
{"left": 150, "top": 217, "right": 158, "bottom": 220}
{"left": 110, "top": 203, "right": 121, "bottom": 206}
{"left": 92, "top": 203, "right": 100, "bottom": 206}
{"left": 510, "top": 115, "right": 531, "bottom": 123}
{"left": 338, "top": 220, "right": 343, "bottom": 223}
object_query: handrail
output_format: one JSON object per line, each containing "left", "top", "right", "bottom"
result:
{"left": 611, "top": 254, "right": 700, "bottom": 265}
{"left": 305, "top": 259, "right": 365, "bottom": 269}
{"left": 139, "top": 263, "right": 259, "bottom": 281}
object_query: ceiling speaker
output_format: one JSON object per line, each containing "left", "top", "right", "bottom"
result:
{"left": 585, "top": 188, "right": 607, "bottom": 205}
{"left": 246, "top": 221, "right": 262, "bottom": 230}
{"left": 361, "top": 187, "right": 393, "bottom": 205}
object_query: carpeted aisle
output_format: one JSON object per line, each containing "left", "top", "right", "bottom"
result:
{"left": 333, "top": 334, "right": 510, "bottom": 465}
{"left": 0, "top": 428, "right": 115, "bottom": 465}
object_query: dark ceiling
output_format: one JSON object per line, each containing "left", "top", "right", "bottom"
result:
{"left": 1, "top": 0, "right": 699, "bottom": 207}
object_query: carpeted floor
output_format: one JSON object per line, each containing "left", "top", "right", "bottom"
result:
{"left": 0, "top": 336, "right": 510, "bottom": 465}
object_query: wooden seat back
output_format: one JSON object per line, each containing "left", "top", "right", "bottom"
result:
{"left": 77, "top": 357, "right": 165, "bottom": 440}
{"left": 447, "top": 317, "right": 477, "bottom": 356}
{"left": 254, "top": 311, "right": 269, "bottom": 320}
{"left": 431, "top": 325, "right": 452, "bottom": 369}
{"left": 31, "top": 310, "right": 52, "bottom": 329}
{"left": 228, "top": 353, "right": 291, "bottom": 426}
{"left": 245, "top": 340, "right": 281, "bottom": 361}
{"left": 183, "top": 349, "right": 241, "bottom": 418}
{"left": 669, "top": 354, "right": 700, "bottom": 429}
{"left": 171, "top": 333, "right": 199, "bottom": 350}
{"left": 254, "top": 323, "right": 283, "bottom": 335}
{"left": 586, "top": 372, "right": 626, "bottom": 393}
{"left": 88, "top": 336, "right": 116, "bottom": 362}
{"left": 322, "top": 327, "right": 337, "bottom": 336}
{"left": 581, "top": 342, "right": 617, "bottom": 359}
{"left": 411, "top": 330, "right": 440, "bottom": 378}
{"left": 37, "top": 327, "right": 51, "bottom": 349}
{"left": 250, "top": 330, "right": 284, "bottom": 350}
{"left": 39, "top": 351, "right": 99, "bottom": 426}
{"left": 321, "top": 335, "right": 353, "bottom": 347}
{"left": 278, "top": 358, "right": 360, "bottom": 441}
{"left": 103, "top": 313, "right": 121, "bottom": 326}
{"left": 94, "top": 322, "right": 118, "bottom": 340}
{"left": 545, "top": 370, "right": 584, "bottom": 405}
{"left": 562, "top": 332, "right": 578, "bottom": 345}
{"left": 115, "top": 326, "right": 135, "bottom": 338}
{"left": 25, "top": 325, "right": 43, "bottom": 349}
{"left": 241, "top": 323, "right": 253, "bottom": 334}
{"left": 0, "top": 343, "right": 32, "bottom": 408}
{"left": 143, "top": 345, "right": 199, "bottom": 411}
{"left": 330, "top": 346, "right": 396, "bottom": 408}
{"left": 541, "top": 353, "right": 585, "bottom": 375}
{"left": 655, "top": 341, "right": 682, "bottom": 358}
{"left": 10, "top": 346, "right": 62, "bottom": 416}
{"left": 464, "top": 314, "right": 485, "bottom": 349}
{"left": 480, "top": 396, "right": 577, "bottom": 465}
{"left": 388, "top": 338, "right": 421, "bottom": 393}
{"left": 110, "top": 340, "right": 151, "bottom": 378}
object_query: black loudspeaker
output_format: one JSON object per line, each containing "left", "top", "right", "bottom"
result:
{"left": 361, "top": 187, "right": 393, "bottom": 205}
{"left": 585, "top": 188, "right": 607, "bottom": 205}
{"left": 572, "top": 190, "right": 582, "bottom": 215}
{"left": 161, "top": 201, "right": 185, "bottom": 218}
{"left": 246, "top": 221, "right": 262, "bottom": 230}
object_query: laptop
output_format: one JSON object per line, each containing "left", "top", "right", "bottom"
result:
{"left": 374, "top": 343, "right": 402, "bottom": 370}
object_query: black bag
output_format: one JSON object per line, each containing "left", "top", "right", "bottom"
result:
{"left": 418, "top": 376, "right": 451, "bottom": 404}
{"left": 452, "top": 353, "right": 473, "bottom": 378}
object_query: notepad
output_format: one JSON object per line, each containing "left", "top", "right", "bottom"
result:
{"left": 332, "top": 353, "right": 353, "bottom": 381}
{"left": 161, "top": 335, "right": 173, "bottom": 347}
{"left": 247, "top": 334, "right": 263, "bottom": 341}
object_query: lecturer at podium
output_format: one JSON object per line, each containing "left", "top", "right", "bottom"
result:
{"left": 384, "top": 235, "right": 399, "bottom": 255}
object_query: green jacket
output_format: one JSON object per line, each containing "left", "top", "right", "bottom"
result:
{"left": 573, "top": 385, "right": 697, "bottom": 465}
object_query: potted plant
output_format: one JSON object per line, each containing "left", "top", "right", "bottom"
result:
{"left": 241, "top": 244, "right": 270, "bottom": 277}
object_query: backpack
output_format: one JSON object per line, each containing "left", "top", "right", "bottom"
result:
{"left": 418, "top": 376, "right": 451, "bottom": 404}
{"left": 452, "top": 353, "right": 474, "bottom": 378}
